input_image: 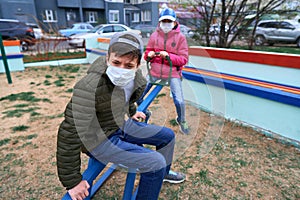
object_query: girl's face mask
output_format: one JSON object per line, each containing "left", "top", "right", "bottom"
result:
{"left": 160, "top": 22, "right": 174, "bottom": 33}
{"left": 106, "top": 64, "right": 136, "bottom": 86}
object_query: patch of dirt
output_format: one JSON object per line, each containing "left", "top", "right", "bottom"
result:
{"left": 0, "top": 64, "right": 299, "bottom": 200}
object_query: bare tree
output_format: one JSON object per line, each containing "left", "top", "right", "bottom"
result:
{"left": 193, "top": 0, "right": 288, "bottom": 49}
{"left": 194, "top": 0, "right": 217, "bottom": 47}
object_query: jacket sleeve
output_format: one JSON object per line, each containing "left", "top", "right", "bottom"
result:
{"left": 56, "top": 77, "right": 98, "bottom": 190}
{"left": 144, "top": 32, "right": 157, "bottom": 61}
{"left": 56, "top": 102, "right": 83, "bottom": 190}
{"left": 168, "top": 34, "right": 188, "bottom": 70}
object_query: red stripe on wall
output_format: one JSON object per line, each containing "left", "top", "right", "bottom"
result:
{"left": 189, "top": 47, "right": 300, "bottom": 69}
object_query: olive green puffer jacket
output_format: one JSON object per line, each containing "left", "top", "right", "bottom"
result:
{"left": 56, "top": 56, "right": 146, "bottom": 190}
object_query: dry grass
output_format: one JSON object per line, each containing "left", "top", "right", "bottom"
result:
{"left": 0, "top": 64, "right": 299, "bottom": 200}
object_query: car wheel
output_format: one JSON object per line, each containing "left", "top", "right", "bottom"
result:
{"left": 255, "top": 35, "right": 265, "bottom": 46}
{"left": 21, "top": 41, "right": 29, "bottom": 51}
{"left": 296, "top": 38, "right": 300, "bottom": 48}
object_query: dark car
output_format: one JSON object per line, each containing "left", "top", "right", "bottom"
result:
{"left": 131, "top": 24, "right": 157, "bottom": 38}
{"left": 0, "top": 19, "right": 36, "bottom": 51}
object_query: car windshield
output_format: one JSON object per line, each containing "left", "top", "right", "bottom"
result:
{"left": 71, "top": 24, "right": 81, "bottom": 29}
{"left": 88, "top": 25, "right": 103, "bottom": 33}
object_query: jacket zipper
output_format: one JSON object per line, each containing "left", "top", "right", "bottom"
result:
{"left": 160, "top": 33, "right": 167, "bottom": 78}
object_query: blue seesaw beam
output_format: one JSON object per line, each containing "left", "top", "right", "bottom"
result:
{"left": 62, "top": 84, "right": 163, "bottom": 200}
{"left": 137, "top": 85, "right": 163, "bottom": 113}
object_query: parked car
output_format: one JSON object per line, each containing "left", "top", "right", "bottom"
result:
{"left": 68, "top": 24, "right": 141, "bottom": 48}
{"left": 254, "top": 20, "right": 300, "bottom": 47}
{"left": 209, "top": 24, "right": 225, "bottom": 35}
{"left": 0, "top": 19, "right": 36, "bottom": 51}
{"left": 26, "top": 23, "right": 44, "bottom": 39}
{"left": 180, "top": 24, "right": 195, "bottom": 37}
{"left": 131, "top": 24, "right": 156, "bottom": 38}
{"left": 59, "top": 22, "right": 94, "bottom": 37}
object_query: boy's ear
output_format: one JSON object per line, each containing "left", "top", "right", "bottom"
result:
{"left": 106, "top": 55, "right": 109, "bottom": 63}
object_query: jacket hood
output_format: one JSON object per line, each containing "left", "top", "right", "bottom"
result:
{"left": 87, "top": 56, "right": 107, "bottom": 75}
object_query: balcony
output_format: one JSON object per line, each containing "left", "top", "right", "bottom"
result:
{"left": 57, "top": 0, "right": 104, "bottom": 9}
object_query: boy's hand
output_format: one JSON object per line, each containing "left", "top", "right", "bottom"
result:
{"left": 132, "top": 111, "right": 146, "bottom": 122}
{"left": 68, "top": 180, "right": 90, "bottom": 200}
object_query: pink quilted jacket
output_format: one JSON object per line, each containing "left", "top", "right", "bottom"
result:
{"left": 144, "top": 23, "right": 188, "bottom": 79}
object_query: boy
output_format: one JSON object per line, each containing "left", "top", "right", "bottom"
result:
{"left": 56, "top": 32, "right": 185, "bottom": 200}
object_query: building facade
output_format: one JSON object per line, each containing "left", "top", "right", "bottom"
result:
{"left": 0, "top": 0, "right": 168, "bottom": 31}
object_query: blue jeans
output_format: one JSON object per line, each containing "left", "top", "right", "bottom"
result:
{"left": 137, "top": 77, "right": 186, "bottom": 122}
{"left": 90, "top": 119, "right": 175, "bottom": 200}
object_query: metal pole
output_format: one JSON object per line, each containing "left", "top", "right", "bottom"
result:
{"left": 78, "top": 0, "right": 84, "bottom": 22}
{"left": 0, "top": 34, "right": 12, "bottom": 84}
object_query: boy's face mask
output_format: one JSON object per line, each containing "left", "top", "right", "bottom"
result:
{"left": 160, "top": 22, "right": 174, "bottom": 33}
{"left": 106, "top": 64, "right": 136, "bottom": 86}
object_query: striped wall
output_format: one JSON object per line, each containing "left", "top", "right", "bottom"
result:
{"left": 0, "top": 40, "right": 24, "bottom": 72}
{"left": 86, "top": 38, "right": 300, "bottom": 145}
{"left": 184, "top": 47, "right": 300, "bottom": 145}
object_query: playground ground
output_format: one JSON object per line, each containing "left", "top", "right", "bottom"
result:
{"left": 0, "top": 63, "right": 299, "bottom": 200}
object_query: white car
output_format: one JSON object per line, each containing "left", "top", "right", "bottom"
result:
{"left": 254, "top": 20, "right": 300, "bottom": 47}
{"left": 180, "top": 25, "right": 194, "bottom": 37}
{"left": 209, "top": 24, "right": 230, "bottom": 35}
{"left": 67, "top": 24, "right": 142, "bottom": 48}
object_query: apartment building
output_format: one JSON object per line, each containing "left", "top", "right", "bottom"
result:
{"left": 0, "top": 0, "right": 168, "bottom": 31}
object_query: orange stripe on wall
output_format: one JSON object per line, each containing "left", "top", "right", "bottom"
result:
{"left": 189, "top": 47, "right": 300, "bottom": 69}
{"left": 3, "top": 40, "right": 20, "bottom": 46}
{"left": 183, "top": 68, "right": 300, "bottom": 95}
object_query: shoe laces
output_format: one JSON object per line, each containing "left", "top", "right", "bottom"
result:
{"left": 180, "top": 121, "right": 189, "bottom": 130}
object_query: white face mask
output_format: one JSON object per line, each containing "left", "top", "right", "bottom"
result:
{"left": 160, "top": 22, "right": 174, "bottom": 33}
{"left": 106, "top": 65, "right": 136, "bottom": 86}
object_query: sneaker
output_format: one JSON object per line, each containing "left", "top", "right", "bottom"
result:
{"left": 163, "top": 170, "right": 186, "bottom": 184}
{"left": 144, "top": 109, "right": 152, "bottom": 123}
{"left": 176, "top": 117, "right": 190, "bottom": 134}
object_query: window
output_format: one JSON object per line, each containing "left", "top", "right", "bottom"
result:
{"left": 43, "top": 9, "right": 57, "bottom": 22}
{"left": 66, "top": 12, "right": 76, "bottom": 21}
{"left": 109, "top": 10, "right": 119, "bottom": 23}
{"left": 141, "top": 10, "right": 151, "bottom": 22}
{"left": 265, "top": 22, "right": 278, "bottom": 28}
{"left": 114, "top": 25, "right": 127, "bottom": 32}
{"left": 101, "top": 26, "right": 113, "bottom": 33}
{"left": 132, "top": 13, "right": 139, "bottom": 22}
{"left": 279, "top": 22, "right": 294, "bottom": 29}
{"left": 87, "top": 11, "right": 98, "bottom": 23}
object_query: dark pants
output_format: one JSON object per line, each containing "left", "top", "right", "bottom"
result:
{"left": 90, "top": 119, "right": 175, "bottom": 200}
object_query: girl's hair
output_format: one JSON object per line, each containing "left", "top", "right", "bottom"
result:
{"left": 108, "top": 33, "right": 142, "bottom": 65}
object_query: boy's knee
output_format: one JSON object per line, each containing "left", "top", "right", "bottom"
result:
{"left": 163, "top": 127, "right": 175, "bottom": 140}
{"left": 141, "top": 152, "right": 166, "bottom": 173}
{"left": 152, "top": 153, "right": 167, "bottom": 171}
